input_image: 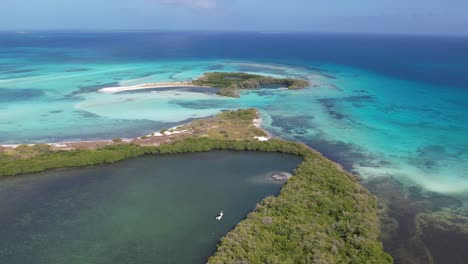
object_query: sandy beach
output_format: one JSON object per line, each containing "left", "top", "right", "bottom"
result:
{"left": 0, "top": 113, "right": 267, "bottom": 151}
{"left": 98, "top": 81, "right": 203, "bottom": 93}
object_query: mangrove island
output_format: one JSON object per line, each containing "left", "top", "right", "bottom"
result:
{"left": 0, "top": 109, "right": 391, "bottom": 263}
{"left": 98, "top": 72, "right": 310, "bottom": 98}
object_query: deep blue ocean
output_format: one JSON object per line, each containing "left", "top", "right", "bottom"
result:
{"left": 1, "top": 31, "right": 467, "bottom": 263}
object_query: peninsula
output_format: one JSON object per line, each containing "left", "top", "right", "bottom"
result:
{"left": 0, "top": 109, "right": 391, "bottom": 263}
{"left": 98, "top": 72, "right": 310, "bottom": 97}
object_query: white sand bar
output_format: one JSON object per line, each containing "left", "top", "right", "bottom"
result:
{"left": 98, "top": 81, "right": 199, "bottom": 93}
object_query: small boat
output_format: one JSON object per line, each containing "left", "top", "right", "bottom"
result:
{"left": 215, "top": 210, "right": 224, "bottom": 221}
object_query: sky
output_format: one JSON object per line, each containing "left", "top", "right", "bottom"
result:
{"left": 1, "top": 0, "right": 467, "bottom": 35}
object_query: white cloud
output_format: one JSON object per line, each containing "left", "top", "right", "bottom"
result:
{"left": 154, "top": 0, "right": 217, "bottom": 9}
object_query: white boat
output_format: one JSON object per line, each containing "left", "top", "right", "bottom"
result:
{"left": 215, "top": 210, "right": 224, "bottom": 220}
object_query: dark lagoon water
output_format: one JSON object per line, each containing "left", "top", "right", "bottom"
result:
{"left": 0, "top": 151, "right": 301, "bottom": 264}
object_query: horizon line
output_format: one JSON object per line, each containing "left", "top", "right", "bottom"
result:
{"left": 0, "top": 29, "right": 467, "bottom": 38}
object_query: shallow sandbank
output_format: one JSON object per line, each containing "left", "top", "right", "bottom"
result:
{"left": 98, "top": 81, "right": 207, "bottom": 93}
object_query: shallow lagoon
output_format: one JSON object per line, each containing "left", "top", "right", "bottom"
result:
{"left": 0, "top": 151, "right": 301, "bottom": 264}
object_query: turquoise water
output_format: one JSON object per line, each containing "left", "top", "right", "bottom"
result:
{"left": 2, "top": 59, "right": 466, "bottom": 195}
{"left": 0, "top": 151, "right": 301, "bottom": 264}
{"left": 1, "top": 32, "right": 467, "bottom": 263}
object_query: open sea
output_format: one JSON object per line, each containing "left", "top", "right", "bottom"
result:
{"left": 0, "top": 31, "right": 467, "bottom": 263}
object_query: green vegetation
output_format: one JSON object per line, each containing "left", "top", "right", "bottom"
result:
{"left": 0, "top": 109, "right": 391, "bottom": 263}
{"left": 0, "top": 138, "right": 391, "bottom": 263}
{"left": 112, "top": 138, "right": 123, "bottom": 143}
{"left": 208, "top": 139, "right": 392, "bottom": 264}
{"left": 177, "top": 108, "right": 267, "bottom": 140}
{"left": 0, "top": 144, "right": 52, "bottom": 161}
{"left": 217, "top": 108, "right": 258, "bottom": 121}
{"left": 192, "top": 72, "right": 310, "bottom": 97}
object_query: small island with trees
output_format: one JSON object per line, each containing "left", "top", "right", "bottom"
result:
{"left": 192, "top": 72, "right": 310, "bottom": 97}
{"left": 98, "top": 72, "right": 310, "bottom": 98}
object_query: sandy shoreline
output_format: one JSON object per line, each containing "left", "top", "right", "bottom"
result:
{"left": 0, "top": 116, "right": 268, "bottom": 151}
{"left": 98, "top": 81, "right": 208, "bottom": 93}
{"left": 252, "top": 116, "right": 272, "bottom": 139}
